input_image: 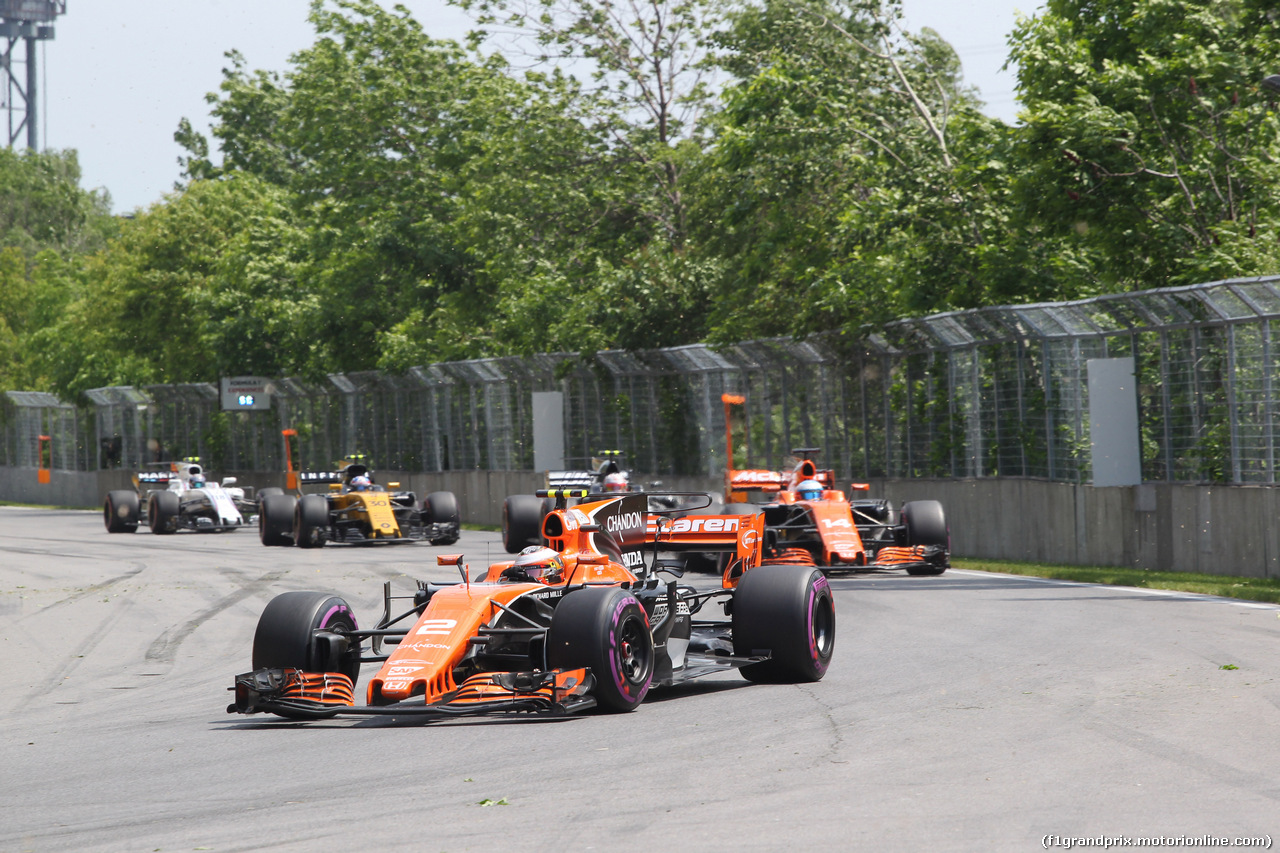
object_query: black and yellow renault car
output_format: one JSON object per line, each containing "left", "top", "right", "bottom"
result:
{"left": 258, "top": 458, "right": 459, "bottom": 548}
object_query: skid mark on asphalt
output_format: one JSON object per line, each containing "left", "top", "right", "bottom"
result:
{"left": 17, "top": 595, "right": 140, "bottom": 711}
{"left": 17, "top": 563, "right": 146, "bottom": 623}
{"left": 145, "top": 569, "right": 285, "bottom": 667}
{"left": 1087, "top": 719, "right": 1280, "bottom": 802}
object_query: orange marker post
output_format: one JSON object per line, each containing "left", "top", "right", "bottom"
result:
{"left": 282, "top": 429, "right": 298, "bottom": 491}
{"left": 37, "top": 435, "right": 51, "bottom": 484}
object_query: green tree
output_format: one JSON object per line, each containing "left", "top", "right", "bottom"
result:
{"left": 1010, "top": 0, "right": 1280, "bottom": 291}
{"left": 696, "top": 0, "right": 1036, "bottom": 341}
{"left": 0, "top": 148, "right": 116, "bottom": 391}
{"left": 33, "top": 175, "right": 314, "bottom": 397}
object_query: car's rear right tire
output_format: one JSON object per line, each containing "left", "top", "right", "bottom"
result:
{"left": 104, "top": 490, "right": 140, "bottom": 533}
{"left": 733, "top": 564, "right": 835, "bottom": 683}
{"left": 259, "top": 493, "right": 296, "bottom": 546}
{"left": 502, "top": 494, "right": 544, "bottom": 553}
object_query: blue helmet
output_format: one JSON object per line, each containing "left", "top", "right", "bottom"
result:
{"left": 349, "top": 475, "right": 372, "bottom": 491}
{"left": 796, "top": 479, "right": 823, "bottom": 500}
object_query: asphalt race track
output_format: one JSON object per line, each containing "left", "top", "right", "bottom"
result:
{"left": 1, "top": 507, "right": 1277, "bottom": 852}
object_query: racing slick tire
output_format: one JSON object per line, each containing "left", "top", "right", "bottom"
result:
{"left": 256, "top": 487, "right": 284, "bottom": 506}
{"left": 148, "top": 490, "right": 179, "bottom": 535}
{"left": 900, "top": 500, "right": 948, "bottom": 576}
{"left": 732, "top": 565, "right": 835, "bottom": 683}
{"left": 259, "top": 493, "right": 296, "bottom": 546}
{"left": 502, "top": 494, "right": 544, "bottom": 554}
{"left": 294, "top": 494, "right": 329, "bottom": 549}
{"left": 252, "top": 591, "right": 361, "bottom": 684}
{"left": 104, "top": 490, "right": 140, "bottom": 533}
{"left": 424, "top": 491, "right": 460, "bottom": 545}
{"left": 546, "top": 586, "right": 654, "bottom": 713}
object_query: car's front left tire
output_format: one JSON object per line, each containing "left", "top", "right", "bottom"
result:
{"left": 546, "top": 586, "right": 654, "bottom": 712}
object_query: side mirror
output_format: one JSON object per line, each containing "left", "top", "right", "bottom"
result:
{"left": 221, "top": 477, "right": 237, "bottom": 486}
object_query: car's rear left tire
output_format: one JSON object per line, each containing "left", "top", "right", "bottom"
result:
{"left": 294, "top": 494, "right": 329, "bottom": 548}
{"left": 104, "top": 490, "right": 140, "bottom": 533}
{"left": 732, "top": 564, "right": 835, "bottom": 683}
{"left": 148, "top": 490, "right": 179, "bottom": 534}
{"left": 546, "top": 587, "right": 654, "bottom": 712}
{"left": 259, "top": 493, "right": 296, "bottom": 546}
{"left": 252, "top": 591, "right": 361, "bottom": 684}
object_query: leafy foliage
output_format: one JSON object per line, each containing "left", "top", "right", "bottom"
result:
{"left": 1010, "top": 0, "right": 1280, "bottom": 290}
{"left": 6, "top": 0, "right": 1280, "bottom": 403}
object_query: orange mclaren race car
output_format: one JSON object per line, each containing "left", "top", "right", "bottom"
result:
{"left": 227, "top": 490, "right": 835, "bottom": 720}
{"left": 720, "top": 394, "right": 949, "bottom": 575}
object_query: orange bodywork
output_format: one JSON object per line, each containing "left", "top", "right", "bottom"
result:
{"left": 720, "top": 393, "right": 870, "bottom": 567}
{"left": 368, "top": 580, "right": 590, "bottom": 705}
{"left": 366, "top": 494, "right": 766, "bottom": 708}
{"left": 231, "top": 491, "right": 782, "bottom": 719}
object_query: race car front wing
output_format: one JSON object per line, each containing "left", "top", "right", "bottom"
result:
{"left": 228, "top": 666, "right": 597, "bottom": 720}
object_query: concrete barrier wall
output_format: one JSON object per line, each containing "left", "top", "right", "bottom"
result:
{"left": 873, "top": 478, "right": 1280, "bottom": 579}
{"left": 4, "top": 466, "right": 1277, "bottom": 578}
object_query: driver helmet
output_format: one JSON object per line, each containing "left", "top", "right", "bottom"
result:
{"left": 508, "top": 546, "right": 565, "bottom": 584}
{"left": 796, "top": 479, "right": 824, "bottom": 501}
{"left": 602, "top": 472, "right": 629, "bottom": 493}
{"left": 349, "top": 475, "right": 372, "bottom": 491}
{"left": 188, "top": 473, "right": 206, "bottom": 489}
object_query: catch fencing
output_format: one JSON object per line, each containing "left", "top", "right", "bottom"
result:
{"left": 5, "top": 275, "right": 1280, "bottom": 486}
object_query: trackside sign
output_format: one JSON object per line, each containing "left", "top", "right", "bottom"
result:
{"left": 220, "top": 376, "right": 274, "bottom": 411}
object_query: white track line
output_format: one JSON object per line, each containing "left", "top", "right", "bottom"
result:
{"left": 947, "top": 568, "right": 1280, "bottom": 610}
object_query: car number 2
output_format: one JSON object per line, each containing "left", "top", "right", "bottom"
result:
{"left": 416, "top": 619, "right": 458, "bottom": 636}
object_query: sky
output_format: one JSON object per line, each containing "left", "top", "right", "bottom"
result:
{"left": 21, "top": 0, "right": 1042, "bottom": 213}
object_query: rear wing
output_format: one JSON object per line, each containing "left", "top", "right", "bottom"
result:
{"left": 134, "top": 470, "right": 173, "bottom": 487}
{"left": 728, "top": 469, "right": 784, "bottom": 492}
{"left": 299, "top": 471, "right": 345, "bottom": 486}
{"left": 645, "top": 511, "right": 766, "bottom": 587}
{"left": 546, "top": 470, "right": 597, "bottom": 490}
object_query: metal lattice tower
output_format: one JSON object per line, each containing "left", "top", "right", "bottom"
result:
{"left": 1, "top": 1, "right": 63, "bottom": 150}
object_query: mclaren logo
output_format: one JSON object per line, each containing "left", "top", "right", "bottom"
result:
{"left": 670, "top": 517, "right": 740, "bottom": 534}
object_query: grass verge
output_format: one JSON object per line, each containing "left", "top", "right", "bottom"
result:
{"left": 955, "top": 558, "right": 1280, "bottom": 605}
